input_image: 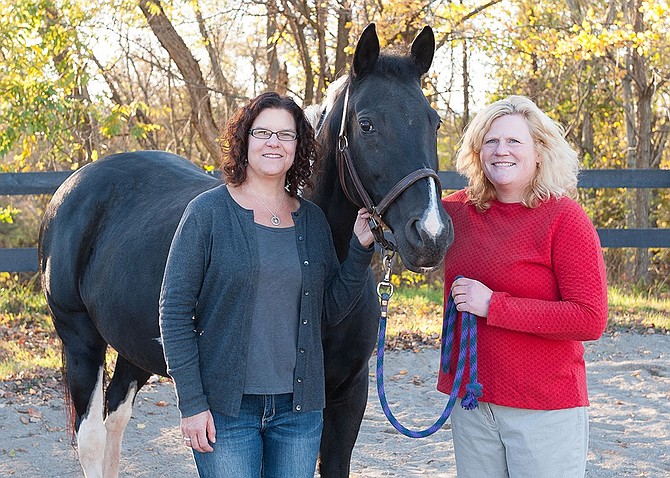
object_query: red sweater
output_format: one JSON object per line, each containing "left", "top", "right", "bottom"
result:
{"left": 438, "top": 190, "right": 608, "bottom": 410}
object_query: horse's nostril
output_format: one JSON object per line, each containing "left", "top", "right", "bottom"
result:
{"left": 397, "top": 213, "right": 453, "bottom": 270}
{"left": 405, "top": 218, "right": 423, "bottom": 246}
{"left": 406, "top": 215, "right": 446, "bottom": 247}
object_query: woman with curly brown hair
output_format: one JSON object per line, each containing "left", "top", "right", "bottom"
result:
{"left": 159, "top": 92, "right": 375, "bottom": 478}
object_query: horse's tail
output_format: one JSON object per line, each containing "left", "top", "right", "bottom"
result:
{"left": 59, "top": 343, "right": 77, "bottom": 446}
{"left": 60, "top": 342, "right": 111, "bottom": 446}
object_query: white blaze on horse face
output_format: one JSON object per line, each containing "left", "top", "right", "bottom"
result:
{"left": 420, "top": 178, "right": 445, "bottom": 239}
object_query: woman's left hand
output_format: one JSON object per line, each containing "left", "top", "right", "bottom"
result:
{"left": 353, "top": 208, "right": 375, "bottom": 248}
{"left": 450, "top": 277, "right": 493, "bottom": 318}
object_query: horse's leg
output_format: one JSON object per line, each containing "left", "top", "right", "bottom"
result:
{"left": 319, "top": 278, "right": 380, "bottom": 478}
{"left": 76, "top": 367, "right": 107, "bottom": 478}
{"left": 319, "top": 366, "right": 370, "bottom": 478}
{"left": 102, "top": 356, "right": 152, "bottom": 478}
{"left": 56, "top": 312, "right": 108, "bottom": 478}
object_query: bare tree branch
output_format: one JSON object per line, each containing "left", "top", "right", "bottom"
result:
{"left": 138, "top": 0, "right": 221, "bottom": 161}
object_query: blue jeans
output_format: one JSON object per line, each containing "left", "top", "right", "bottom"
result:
{"left": 193, "top": 394, "right": 323, "bottom": 478}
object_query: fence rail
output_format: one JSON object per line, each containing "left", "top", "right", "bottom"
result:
{"left": 2, "top": 169, "right": 669, "bottom": 272}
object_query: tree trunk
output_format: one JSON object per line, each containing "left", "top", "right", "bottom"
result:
{"left": 265, "top": 1, "right": 282, "bottom": 93}
{"left": 194, "top": 0, "right": 236, "bottom": 120}
{"left": 283, "top": 0, "right": 314, "bottom": 104}
{"left": 581, "top": 113, "right": 594, "bottom": 161}
{"left": 44, "top": 5, "right": 100, "bottom": 163}
{"left": 622, "top": 0, "right": 651, "bottom": 285}
{"left": 92, "top": 55, "right": 157, "bottom": 151}
{"left": 138, "top": 0, "right": 221, "bottom": 162}
{"left": 630, "top": 3, "right": 652, "bottom": 285}
{"left": 315, "top": 1, "right": 328, "bottom": 103}
{"left": 461, "top": 38, "right": 470, "bottom": 132}
{"left": 564, "top": 0, "right": 583, "bottom": 23}
{"left": 334, "top": 1, "right": 351, "bottom": 78}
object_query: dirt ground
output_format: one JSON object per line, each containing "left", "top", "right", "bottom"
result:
{"left": 1, "top": 330, "right": 668, "bottom": 477}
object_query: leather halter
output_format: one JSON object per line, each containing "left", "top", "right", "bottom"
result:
{"left": 336, "top": 86, "right": 442, "bottom": 251}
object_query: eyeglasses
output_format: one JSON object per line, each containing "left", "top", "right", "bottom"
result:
{"left": 249, "top": 128, "right": 298, "bottom": 142}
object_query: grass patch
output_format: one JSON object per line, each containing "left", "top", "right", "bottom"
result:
{"left": 384, "top": 292, "right": 444, "bottom": 349}
{"left": 0, "top": 277, "right": 62, "bottom": 382}
{"left": 385, "top": 282, "right": 670, "bottom": 346}
{"left": 1, "top": 278, "right": 667, "bottom": 382}
{"left": 0, "top": 342, "right": 61, "bottom": 377}
{"left": 607, "top": 286, "right": 670, "bottom": 332}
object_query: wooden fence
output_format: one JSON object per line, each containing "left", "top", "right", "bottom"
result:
{"left": 1, "top": 168, "right": 669, "bottom": 272}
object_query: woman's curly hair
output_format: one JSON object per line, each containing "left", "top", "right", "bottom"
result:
{"left": 219, "top": 92, "right": 319, "bottom": 197}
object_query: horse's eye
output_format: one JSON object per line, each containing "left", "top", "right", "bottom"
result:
{"left": 359, "top": 119, "right": 373, "bottom": 132}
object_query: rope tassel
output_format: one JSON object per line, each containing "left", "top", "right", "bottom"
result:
{"left": 460, "top": 298, "right": 481, "bottom": 411}
{"left": 376, "top": 271, "right": 482, "bottom": 438}
{"left": 461, "top": 382, "right": 483, "bottom": 410}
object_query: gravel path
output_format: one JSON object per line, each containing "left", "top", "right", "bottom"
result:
{"left": 1, "top": 331, "right": 668, "bottom": 477}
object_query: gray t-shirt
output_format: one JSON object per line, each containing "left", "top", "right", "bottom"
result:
{"left": 243, "top": 224, "right": 301, "bottom": 394}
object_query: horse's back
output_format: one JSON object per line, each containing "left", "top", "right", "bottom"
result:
{"left": 40, "top": 151, "right": 219, "bottom": 373}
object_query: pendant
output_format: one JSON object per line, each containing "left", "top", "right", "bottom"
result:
{"left": 271, "top": 215, "right": 281, "bottom": 226}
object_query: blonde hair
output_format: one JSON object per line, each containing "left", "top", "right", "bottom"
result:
{"left": 456, "top": 95, "right": 579, "bottom": 210}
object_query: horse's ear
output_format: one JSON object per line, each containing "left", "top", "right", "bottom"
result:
{"left": 352, "top": 23, "right": 380, "bottom": 78}
{"left": 410, "top": 26, "right": 435, "bottom": 76}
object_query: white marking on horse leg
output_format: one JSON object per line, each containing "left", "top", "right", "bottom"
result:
{"left": 102, "top": 381, "right": 137, "bottom": 478}
{"left": 420, "top": 178, "right": 446, "bottom": 239}
{"left": 77, "top": 367, "right": 106, "bottom": 478}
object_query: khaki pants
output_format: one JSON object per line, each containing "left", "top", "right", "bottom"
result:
{"left": 450, "top": 400, "right": 588, "bottom": 478}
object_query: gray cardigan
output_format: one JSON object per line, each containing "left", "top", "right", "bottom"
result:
{"left": 159, "top": 185, "right": 374, "bottom": 418}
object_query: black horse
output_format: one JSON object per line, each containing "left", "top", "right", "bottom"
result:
{"left": 39, "top": 24, "right": 453, "bottom": 478}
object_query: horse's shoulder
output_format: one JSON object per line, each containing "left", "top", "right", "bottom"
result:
{"left": 176, "top": 184, "right": 227, "bottom": 220}
{"left": 298, "top": 197, "right": 327, "bottom": 218}
{"left": 188, "top": 183, "right": 227, "bottom": 203}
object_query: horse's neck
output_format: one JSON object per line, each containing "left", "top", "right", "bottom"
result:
{"left": 306, "top": 82, "right": 362, "bottom": 262}
{"left": 308, "top": 148, "right": 358, "bottom": 263}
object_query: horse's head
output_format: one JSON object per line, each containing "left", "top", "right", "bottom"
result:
{"left": 329, "top": 24, "right": 454, "bottom": 272}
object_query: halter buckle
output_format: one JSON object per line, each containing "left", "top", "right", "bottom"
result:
{"left": 376, "top": 281, "right": 394, "bottom": 300}
{"left": 376, "top": 251, "right": 395, "bottom": 300}
{"left": 367, "top": 212, "right": 382, "bottom": 232}
{"left": 338, "top": 135, "right": 348, "bottom": 151}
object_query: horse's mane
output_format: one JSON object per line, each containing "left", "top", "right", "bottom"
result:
{"left": 304, "top": 75, "right": 349, "bottom": 137}
{"left": 366, "top": 53, "right": 422, "bottom": 82}
{"left": 305, "top": 52, "right": 420, "bottom": 136}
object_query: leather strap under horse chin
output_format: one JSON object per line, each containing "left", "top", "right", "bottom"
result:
{"left": 336, "top": 86, "right": 442, "bottom": 251}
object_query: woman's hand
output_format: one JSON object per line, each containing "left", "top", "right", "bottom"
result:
{"left": 181, "top": 410, "right": 216, "bottom": 453}
{"left": 450, "top": 277, "right": 493, "bottom": 318}
{"left": 353, "top": 208, "right": 375, "bottom": 248}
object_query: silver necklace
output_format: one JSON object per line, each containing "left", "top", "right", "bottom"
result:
{"left": 247, "top": 186, "right": 286, "bottom": 226}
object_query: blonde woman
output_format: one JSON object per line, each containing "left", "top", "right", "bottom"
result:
{"left": 440, "top": 95, "right": 608, "bottom": 477}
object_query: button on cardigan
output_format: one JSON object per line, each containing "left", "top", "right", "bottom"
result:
{"left": 159, "top": 185, "right": 374, "bottom": 418}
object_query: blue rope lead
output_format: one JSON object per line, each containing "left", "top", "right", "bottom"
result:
{"left": 376, "top": 277, "right": 482, "bottom": 438}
